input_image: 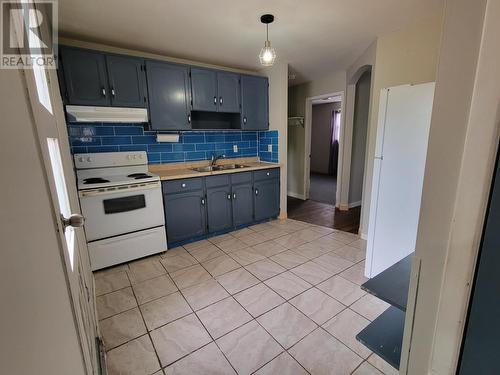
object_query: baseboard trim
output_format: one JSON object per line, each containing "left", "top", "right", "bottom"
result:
{"left": 339, "top": 203, "right": 349, "bottom": 211}
{"left": 348, "top": 201, "right": 362, "bottom": 208}
{"left": 287, "top": 191, "right": 306, "bottom": 200}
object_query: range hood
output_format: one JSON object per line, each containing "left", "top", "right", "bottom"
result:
{"left": 66, "top": 105, "right": 148, "bottom": 123}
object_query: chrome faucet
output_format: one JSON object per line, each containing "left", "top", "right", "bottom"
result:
{"left": 211, "top": 153, "right": 225, "bottom": 166}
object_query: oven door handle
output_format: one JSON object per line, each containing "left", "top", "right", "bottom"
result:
{"left": 79, "top": 181, "right": 160, "bottom": 197}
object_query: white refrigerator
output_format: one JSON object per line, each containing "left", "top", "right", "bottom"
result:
{"left": 365, "top": 83, "right": 435, "bottom": 278}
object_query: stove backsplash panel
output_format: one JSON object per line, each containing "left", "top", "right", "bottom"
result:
{"left": 67, "top": 123, "right": 278, "bottom": 164}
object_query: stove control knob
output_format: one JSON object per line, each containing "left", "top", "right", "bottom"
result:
{"left": 86, "top": 157, "right": 92, "bottom": 162}
{"left": 126, "top": 155, "right": 131, "bottom": 160}
{"left": 133, "top": 155, "right": 137, "bottom": 159}
{"left": 78, "top": 157, "right": 84, "bottom": 163}
{"left": 138, "top": 154, "right": 143, "bottom": 159}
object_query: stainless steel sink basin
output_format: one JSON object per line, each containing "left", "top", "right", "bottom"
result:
{"left": 219, "top": 164, "right": 248, "bottom": 170}
{"left": 191, "top": 164, "right": 249, "bottom": 173}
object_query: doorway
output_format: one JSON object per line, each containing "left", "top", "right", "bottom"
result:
{"left": 309, "top": 97, "right": 342, "bottom": 205}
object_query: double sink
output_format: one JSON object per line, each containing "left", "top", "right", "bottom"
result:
{"left": 191, "top": 164, "right": 249, "bottom": 173}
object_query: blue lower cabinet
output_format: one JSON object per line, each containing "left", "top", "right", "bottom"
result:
{"left": 163, "top": 185, "right": 207, "bottom": 243}
{"left": 254, "top": 177, "right": 280, "bottom": 222}
{"left": 162, "top": 168, "right": 279, "bottom": 245}
{"left": 206, "top": 186, "right": 233, "bottom": 233}
{"left": 232, "top": 182, "right": 254, "bottom": 226}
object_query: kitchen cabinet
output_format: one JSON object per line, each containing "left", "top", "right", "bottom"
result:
{"left": 163, "top": 183, "right": 207, "bottom": 243}
{"left": 254, "top": 169, "right": 280, "bottom": 221}
{"left": 162, "top": 169, "right": 279, "bottom": 245}
{"left": 59, "top": 47, "right": 110, "bottom": 106}
{"left": 231, "top": 172, "right": 254, "bottom": 226}
{"left": 190, "top": 69, "right": 241, "bottom": 113}
{"left": 106, "top": 55, "right": 147, "bottom": 108}
{"left": 58, "top": 45, "right": 268, "bottom": 130}
{"left": 191, "top": 68, "right": 218, "bottom": 111}
{"left": 206, "top": 186, "right": 233, "bottom": 233}
{"left": 241, "top": 75, "right": 269, "bottom": 130}
{"left": 217, "top": 72, "right": 240, "bottom": 113}
{"left": 59, "top": 46, "right": 147, "bottom": 108}
{"left": 146, "top": 60, "right": 192, "bottom": 131}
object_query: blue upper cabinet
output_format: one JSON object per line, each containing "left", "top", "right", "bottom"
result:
{"left": 146, "top": 60, "right": 192, "bottom": 131}
{"left": 191, "top": 68, "right": 218, "bottom": 111}
{"left": 58, "top": 45, "right": 269, "bottom": 130}
{"left": 241, "top": 75, "right": 269, "bottom": 130}
{"left": 59, "top": 47, "right": 110, "bottom": 106}
{"left": 217, "top": 72, "right": 240, "bottom": 113}
{"left": 191, "top": 69, "right": 241, "bottom": 114}
{"left": 106, "top": 55, "right": 147, "bottom": 108}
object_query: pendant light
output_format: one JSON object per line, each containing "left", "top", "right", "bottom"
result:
{"left": 259, "top": 14, "right": 277, "bottom": 66}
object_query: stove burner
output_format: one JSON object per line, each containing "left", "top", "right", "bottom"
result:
{"left": 128, "top": 173, "right": 152, "bottom": 179}
{"left": 83, "top": 177, "right": 110, "bottom": 184}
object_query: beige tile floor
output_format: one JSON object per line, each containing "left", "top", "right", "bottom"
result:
{"left": 94, "top": 219, "right": 396, "bottom": 375}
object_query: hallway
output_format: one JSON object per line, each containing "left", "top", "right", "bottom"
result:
{"left": 308, "top": 173, "right": 337, "bottom": 205}
{"left": 287, "top": 197, "right": 361, "bottom": 234}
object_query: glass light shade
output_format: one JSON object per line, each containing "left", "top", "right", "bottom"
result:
{"left": 259, "top": 40, "right": 276, "bottom": 66}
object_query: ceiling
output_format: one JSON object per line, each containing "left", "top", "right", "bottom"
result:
{"left": 58, "top": 0, "right": 443, "bottom": 85}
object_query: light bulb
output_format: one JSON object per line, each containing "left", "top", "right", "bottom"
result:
{"left": 259, "top": 40, "right": 276, "bottom": 66}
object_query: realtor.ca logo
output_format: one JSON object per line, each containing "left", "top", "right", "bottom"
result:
{"left": 1, "top": 0, "right": 57, "bottom": 69}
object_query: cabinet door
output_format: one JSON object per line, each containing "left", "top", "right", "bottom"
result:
{"left": 241, "top": 75, "right": 269, "bottom": 130}
{"left": 254, "top": 178, "right": 280, "bottom": 221}
{"left": 206, "top": 186, "right": 233, "bottom": 233}
{"left": 191, "top": 68, "right": 218, "bottom": 112}
{"left": 60, "top": 47, "right": 110, "bottom": 106}
{"left": 217, "top": 72, "right": 240, "bottom": 113}
{"left": 146, "top": 61, "right": 191, "bottom": 130}
{"left": 106, "top": 55, "right": 147, "bottom": 108}
{"left": 164, "top": 190, "right": 206, "bottom": 243}
{"left": 232, "top": 183, "right": 254, "bottom": 226}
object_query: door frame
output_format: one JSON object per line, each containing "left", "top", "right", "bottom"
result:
{"left": 303, "top": 91, "right": 344, "bottom": 204}
{"left": 14, "top": 3, "right": 99, "bottom": 374}
{"left": 401, "top": 0, "right": 500, "bottom": 372}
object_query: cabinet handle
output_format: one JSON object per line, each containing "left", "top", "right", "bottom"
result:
{"left": 111, "top": 88, "right": 116, "bottom": 97}
{"left": 266, "top": 172, "right": 270, "bottom": 176}
{"left": 233, "top": 193, "right": 236, "bottom": 200}
{"left": 219, "top": 96, "right": 223, "bottom": 105}
{"left": 188, "top": 114, "right": 191, "bottom": 123}
{"left": 227, "top": 194, "right": 231, "bottom": 200}
{"left": 201, "top": 198, "right": 205, "bottom": 206}
{"left": 243, "top": 116, "right": 247, "bottom": 124}
{"left": 101, "top": 87, "right": 106, "bottom": 97}
{"left": 214, "top": 96, "right": 217, "bottom": 105}
{"left": 181, "top": 183, "right": 186, "bottom": 188}
{"left": 255, "top": 188, "right": 259, "bottom": 196}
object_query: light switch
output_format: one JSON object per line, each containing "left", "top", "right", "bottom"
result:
{"left": 268, "top": 144, "right": 273, "bottom": 152}
{"left": 233, "top": 145, "right": 238, "bottom": 153}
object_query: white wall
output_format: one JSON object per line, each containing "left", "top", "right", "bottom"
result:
{"left": 359, "top": 14, "right": 443, "bottom": 237}
{"left": 402, "top": 0, "right": 497, "bottom": 372}
{"left": 0, "top": 70, "right": 86, "bottom": 375}
{"left": 348, "top": 70, "right": 371, "bottom": 205}
{"left": 260, "top": 61, "right": 289, "bottom": 218}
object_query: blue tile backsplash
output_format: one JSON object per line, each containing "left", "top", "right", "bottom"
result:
{"left": 68, "top": 123, "right": 279, "bottom": 164}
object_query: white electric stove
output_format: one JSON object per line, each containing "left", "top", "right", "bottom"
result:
{"left": 75, "top": 151, "right": 167, "bottom": 270}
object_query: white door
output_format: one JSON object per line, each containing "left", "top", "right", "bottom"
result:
{"left": 15, "top": 4, "right": 99, "bottom": 374}
{"left": 366, "top": 83, "right": 435, "bottom": 277}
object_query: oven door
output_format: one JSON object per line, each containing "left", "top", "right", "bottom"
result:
{"left": 79, "top": 181, "right": 165, "bottom": 241}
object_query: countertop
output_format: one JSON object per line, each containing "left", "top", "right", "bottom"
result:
{"left": 149, "top": 157, "right": 280, "bottom": 181}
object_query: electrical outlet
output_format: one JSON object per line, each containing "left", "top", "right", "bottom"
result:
{"left": 233, "top": 144, "right": 238, "bottom": 153}
{"left": 268, "top": 144, "right": 273, "bottom": 152}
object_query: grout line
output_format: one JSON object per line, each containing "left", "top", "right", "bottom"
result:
{"left": 96, "top": 223, "right": 366, "bottom": 373}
